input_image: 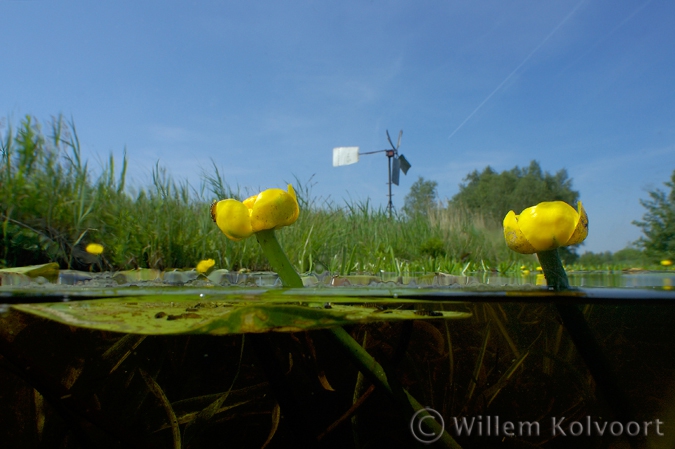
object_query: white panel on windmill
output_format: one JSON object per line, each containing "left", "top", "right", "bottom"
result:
{"left": 332, "top": 147, "right": 360, "bottom": 167}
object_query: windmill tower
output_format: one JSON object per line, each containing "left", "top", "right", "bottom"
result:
{"left": 332, "top": 130, "right": 411, "bottom": 217}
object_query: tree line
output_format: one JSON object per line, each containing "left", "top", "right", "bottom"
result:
{"left": 404, "top": 160, "right": 675, "bottom": 263}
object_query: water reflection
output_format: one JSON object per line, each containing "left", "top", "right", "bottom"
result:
{"left": 3, "top": 267, "right": 675, "bottom": 290}
{"left": 475, "top": 271, "right": 675, "bottom": 289}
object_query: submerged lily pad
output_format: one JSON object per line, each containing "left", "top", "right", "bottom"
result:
{"left": 12, "top": 295, "right": 471, "bottom": 335}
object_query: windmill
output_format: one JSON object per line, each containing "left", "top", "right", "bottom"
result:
{"left": 332, "top": 130, "right": 411, "bottom": 217}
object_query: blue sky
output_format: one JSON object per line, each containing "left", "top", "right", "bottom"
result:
{"left": 2, "top": 0, "right": 674, "bottom": 254}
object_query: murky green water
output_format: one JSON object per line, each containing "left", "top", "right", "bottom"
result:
{"left": 2, "top": 270, "right": 675, "bottom": 448}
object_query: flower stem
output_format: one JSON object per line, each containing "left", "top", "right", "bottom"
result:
{"left": 537, "top": 249, "right": 640, "bottom": 440}
{"left": 536, "top": 249, "right": 569, "bottom": 291}
{"left": 327, "top": 326, "right": 461, "bottom": 448}
{"left": 255, "top": 229, "right": 303, "bottom": 288}
{"left": 254, "top": 228, "right": 461, "bottom": 448}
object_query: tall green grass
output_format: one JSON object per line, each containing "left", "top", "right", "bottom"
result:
{"left": 280, "top": 182, "right": 527, "bottom": 276}
{"left": 2, "top": 115, "right": 642, "bottom": 274}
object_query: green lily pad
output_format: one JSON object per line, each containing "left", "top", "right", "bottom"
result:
{"left": 0, "top": 263, "right": 60, "bottom": 278}
{"left": 0, "top": 263, "right": 60, "bottom": 286}
{"left": 12, "top": 295, "right": 472, "bottom": 335}
{"left": 112, "top": 268, "right": 162, "bottom": 283}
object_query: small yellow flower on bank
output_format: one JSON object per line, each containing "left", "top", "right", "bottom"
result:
{"left": 211, "top": 185, "right": 300, "bottom": 241}
{"left": 503, "top": 201, "right": 588, "bottom": 254}
{"left": 196, "top": 258, "right": 216, "bottom": 274}
{"left": 85, "top": 243, "right": 104, "bottom": 255}
{"left": 661, "top": 260, "right": 673, "bottom": 267}
{"left": 535, "top": 273, "right": 547, "bottom": 286}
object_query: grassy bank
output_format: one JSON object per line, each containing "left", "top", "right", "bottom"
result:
{"left": 0, "top": 115, "right": 660, "bottom": 274}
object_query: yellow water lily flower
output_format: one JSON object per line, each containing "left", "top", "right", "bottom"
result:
{"left": 196, "top": 258, "right": 216, "bottom": 274}
{"left": 211, "top": 184, "right": 300, "bottom": 241}
{"left": 503, "top": 201, "right": 588, "bottom": 254}
{"left": 85, "top": 243, "right": 104, "bottom": 255}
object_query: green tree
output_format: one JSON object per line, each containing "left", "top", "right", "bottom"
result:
{"left": 451, "top": 160, "right": 579, "bottom": 224}
{"left": 633, "top": 170, "right": 675, "bottom": 260}
{"left": 403, "top": 176, "right": 438, "bottom": 217}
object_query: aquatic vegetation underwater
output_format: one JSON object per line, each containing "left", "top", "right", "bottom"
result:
{"left": 2, "top": 293, "right": 675, "bottom": 448}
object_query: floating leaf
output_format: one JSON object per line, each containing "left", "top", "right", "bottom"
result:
{"left": 112, "top": 268, "right": 162, "bottom": 283}
{"left": 0, "top": 263, "right": 59, "bottom": 278}
{"left": 12, "top": 295, "right": 471, "bottom": 335}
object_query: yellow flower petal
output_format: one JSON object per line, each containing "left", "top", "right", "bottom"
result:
{"left": 212, "top": 185, "right": 299, "bottom": 241}
{"left": 503, "top": 210, "right": 537, "bottom": 254}
{"left": 518, "top": 201, "right": 577, "bottom": 251}
{"left": 502, "top": 201, "right": 588, "bottom": 254}
{"left": 566, "top": 201, "right": 589, "bottom": 246}
{"left": 196, "top": 258, "right": 216, "bottom": 274}
{"left": 214, "top": 199, "right": 254, "bottom": 241}
{"left": 242, "top": 194, "right": 258, "bottom": 211}
{"left": 85, "top": 243, "right": 104, "bottom": 255}
{"left": 249, "top": 184, "right": 300, "bottom": 233}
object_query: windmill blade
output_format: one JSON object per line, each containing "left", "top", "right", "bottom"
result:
{"left": 392, "top": 156, "right": 401, "bottom": 185}
{"left": 397, "top": 130, "right": 402, "bottom": 149}
{"left": 386, "top": 130, "right": 397, "bottom": 151}
{"left": 398, "top": 154, "right": 411, "bottom": 174}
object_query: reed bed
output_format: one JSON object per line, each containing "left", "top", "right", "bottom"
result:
{"left": 0, "top": 115, "right": 655, "bottom": 274}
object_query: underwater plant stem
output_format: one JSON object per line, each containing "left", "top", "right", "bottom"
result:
{"left": 255, "top": 228, "right": 461, "bottom": 447}
{"left": 255, "top": 229, "right": 303, "bottom": 288}
{"left": 536, "top": 249, "right": 569, "bottom": 291}
{"left": 535, "top": 251, "right": 641, "bottom": 446}
{"left": 555, "top": 304, "right": 641, "bottom": 448}
{"left": 327, "top": 326, "right": 462, "bottom": 449}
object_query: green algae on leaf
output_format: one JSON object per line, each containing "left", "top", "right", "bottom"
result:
{"left": 11, "top": 296, "right": 471, "bottom": 335}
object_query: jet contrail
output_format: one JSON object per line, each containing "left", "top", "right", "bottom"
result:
{"left": 448, "top": 0, "right": 587, "bottom": 140}
{"left": 563, "top": 0, "right": 652, "bottom": 72}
